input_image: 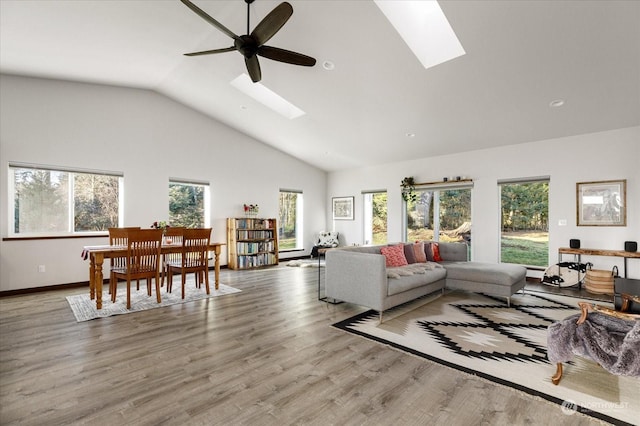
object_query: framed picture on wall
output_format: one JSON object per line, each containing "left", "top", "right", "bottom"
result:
{"left": 576, "top": 179, "right": 626, "bottom": 226}
{"left": 332, "top": 196, "right": 354, "bottom": 220}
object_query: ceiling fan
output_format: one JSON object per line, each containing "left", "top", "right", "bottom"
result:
{"left": 180, "top": 0, "right": 316, "bottom": 83}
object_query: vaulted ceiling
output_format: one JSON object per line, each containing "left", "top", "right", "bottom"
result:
{"left": 1, "top": 1, "right": 638, "bottom": 171}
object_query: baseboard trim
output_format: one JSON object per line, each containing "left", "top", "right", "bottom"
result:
{"left": 0, "top": 265, "right": 230, "bottom": 297}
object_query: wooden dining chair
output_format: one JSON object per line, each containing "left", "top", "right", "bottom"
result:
{"left": 166, "top": 228, "right": 212, "bottom": 299}
{"left": 160, "top": 226, "right": 185, "bottom": 287}
{"left": 111, "top": 229, "right": 163, "bottom": 309}
{"left": 108, "top": 227, "right": 141, "bottom": 295}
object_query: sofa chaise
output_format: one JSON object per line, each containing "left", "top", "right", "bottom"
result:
{"left": 325, "top": 242, "right": 527, "bottom": 321}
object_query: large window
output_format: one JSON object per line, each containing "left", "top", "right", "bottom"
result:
{"left": 169, "top": 180, "right": 209, "bottom": 228}
{"left": 363, "top": 191, "right": 387, "bottom": 245}
{"left": 10, "top": 163, "right": 122, "bottom": 235}
{"left": 405, "top": 183, "right": 472, "bottom": 245}
{"left": 499, "top": 178, "right": 549, "bottom": 267}
{"left": 279, "top": 190, "right": 303, "bottom": 250}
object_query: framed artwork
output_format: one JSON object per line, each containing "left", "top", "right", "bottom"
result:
{"left": 332, "top": 196, "right": 354, "bottom": 220}
{"left": 576, "top": 179, "right": 626, "bottom": 226}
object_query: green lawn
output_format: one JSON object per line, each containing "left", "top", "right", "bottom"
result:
{"left": 501, "top": 234, "right": 548, "bottom": 267}
{"left": 279, "top": 238, "right": 296, "bottom": 250}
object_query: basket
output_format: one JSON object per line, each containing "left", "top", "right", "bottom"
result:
{"left": 585, "top": 268, "right": 615, "bottom": 295}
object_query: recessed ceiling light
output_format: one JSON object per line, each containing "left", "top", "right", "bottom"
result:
{"left": 322, "top": 61, "right": 335, "bottom": 70}
{"left": 230, "top": 74, "right": 305, "bottom": 119}
{"left": 549, "top": 99, "right": 565, "bottom": 108}
{"left": 374, "top": 0, "right": 465, "bottom": 70}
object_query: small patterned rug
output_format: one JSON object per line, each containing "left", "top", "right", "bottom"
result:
{"left": 333, "top": 291, "right": 639, "bottom": 425}
{"left": 67, "top": 281, "right": 240, "bottom": 322}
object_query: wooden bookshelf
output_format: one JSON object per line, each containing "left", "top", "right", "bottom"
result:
{"left": 226, "top": 218, "right": 279, "bottom": 270}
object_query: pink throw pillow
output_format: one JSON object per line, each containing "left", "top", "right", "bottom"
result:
{"left": 413, "top": 242, "right": 427, "bottom": 263}
{"left": 380, "top": 244, "right": 408, "bottom": 267}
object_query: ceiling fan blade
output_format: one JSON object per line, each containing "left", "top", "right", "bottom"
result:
{"left": 251, "top": 2, "right": 293, "bottom": 46}
{"left": 258, "top": 46, "right": 316, "bottom": 67}
{"left": 245, "top": 56, "right": 262, "bottom": 83}
{"left": 184, "top": 46, "right": 236, "bottom": 56}
{"left": 180, "top": 0, "right": 240, "bottom": 41}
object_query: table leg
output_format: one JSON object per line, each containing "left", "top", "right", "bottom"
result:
{"left": 89, "top": 256, "right": 96, "bottom": 300}
{"left": 214, "top": 246, "right": 221, "bottom": 290}
{"left": 94, "top": 253, "right": 104, "bottom": 309}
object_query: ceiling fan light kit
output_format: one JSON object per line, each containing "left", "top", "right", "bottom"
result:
{"left": 181, "top": 0, "right": 316, "bottom": 83}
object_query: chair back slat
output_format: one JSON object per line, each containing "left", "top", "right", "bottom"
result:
{"left": 181, "top": 228, "right": 212, "bottom": 268}
{"left": 126, "top": 229, "right": 163, "bottom": 275}
{"left": 109, "top": 227, "right": 141, "bottom": 268}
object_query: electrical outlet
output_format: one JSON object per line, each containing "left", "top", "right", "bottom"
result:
{"left": 38, "top": 265, "right": 45, "bottom": 273}
{"left": 558, "top": 219, "right": 567, "bottom": 226}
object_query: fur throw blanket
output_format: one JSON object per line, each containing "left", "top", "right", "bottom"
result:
{"left": 547, "top": 312, "right": 640, "bottom": 377}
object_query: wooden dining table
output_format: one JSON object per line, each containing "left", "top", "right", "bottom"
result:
{"left": 82, "top": 242, "right": 226, "bottom": 309}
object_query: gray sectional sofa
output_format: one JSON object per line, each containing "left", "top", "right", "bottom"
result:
{"left": 325, "top": 242, "right": 526, "bottom": 320}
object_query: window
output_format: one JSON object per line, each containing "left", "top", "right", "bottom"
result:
{"left": 363, "top": 191, "right": 387, "bottom": 245}
{"left": 279, "top": 190, "right": 303, "bottom": 250}
{"left": 169, "top": 180, "right": 209, "bottom": 228}
{"left": 499, "top": 177, "right": 549, "bottom": 267}
{"left": 405, "top": 183, "right": 472, "bottom": 246}
{"left": 9, "top": 163, "right": 122, "bottom": 235}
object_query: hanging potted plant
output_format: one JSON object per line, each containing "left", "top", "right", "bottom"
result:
{"left": 401, "top": 177, "right": 417, "bottom": 202}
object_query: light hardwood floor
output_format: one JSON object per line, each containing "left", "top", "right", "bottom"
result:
{"left": 1, "top": 266, "right": 603, "bottom": 426}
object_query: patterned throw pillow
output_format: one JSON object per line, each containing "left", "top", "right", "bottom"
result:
{"left": 317, "top": 231, "right": 339, "bottom": 247}
{"left": 380, "top": 244, "right": 408, "bottom": 267}
{"left": 403, "top": 243, "right": 417, "bottom": 264}
{"left": 413, "top": 242, "right": 427, "bottom": 262}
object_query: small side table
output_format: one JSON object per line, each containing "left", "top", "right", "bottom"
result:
{"left": 318, "top": 247, "right": 342, "bottom": 304}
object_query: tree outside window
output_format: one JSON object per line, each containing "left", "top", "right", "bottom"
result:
{"left": 169, "top": 181, "right": 209, "bottom": 228}
{"left": 10, "top": 165, "right": 121, "bottom": 235}
{"left": 279, "top": 190, "right": 303, "bottom": 250}
{"left": 500, "top": 180, "right": 549, "bottom": 267}
{"left": 406, "top": 187, "right": 472, "bottom": 245}
{"left": 364, "top": 191, "right": 387, "bottom": 245}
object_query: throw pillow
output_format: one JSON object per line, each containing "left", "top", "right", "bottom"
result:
{"left": 424, "top": 242, "right": 434, "bottom": 261}
{"left": 317, "top": 231, "right": 339, "bottom": 247}
{"left": 403, "top": 243, "right": 417, "bottom": 264}
{"left": 380, "top": 244, "right": 408, "bottom": 267}
{"left": 413, "top": 242, "right": 427, "bottom": 263}
{"left": 431, "top": 242, "right": 443, "bottom": 262}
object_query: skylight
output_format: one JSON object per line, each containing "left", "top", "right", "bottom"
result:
{"left": 230, "top": 74, "right": 305, "bottom": 120}
{"left": 374, "top": 0, "right": 465, "bottom": 70}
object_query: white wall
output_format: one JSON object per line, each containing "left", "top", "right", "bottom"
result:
{"left": 0, "top": 75, "right": 327, "bottom": 291}
{"left": 327, "top": 126, "right": 640, "bottom": 278}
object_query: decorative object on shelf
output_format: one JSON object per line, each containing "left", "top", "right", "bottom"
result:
{"left": 576, "top": 179, "right": 626, "bottom": 226}
{"left": 400, "top": 177, "right": 417, "bottom": 202}
{"left": 243, "top": 204, "right": 259, "bottom": 217}
{"left": 624, "top": 241, "right": 637, "bottom": 252}
{"left": 569, "top": 239, "right": 581, "bottom": 249}
{"left": 332, "top": 196, "right": 354, "bottom": 220}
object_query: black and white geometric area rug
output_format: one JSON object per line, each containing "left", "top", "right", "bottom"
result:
{"left": 333, "top": 291, "right": 639, "bottom": 425}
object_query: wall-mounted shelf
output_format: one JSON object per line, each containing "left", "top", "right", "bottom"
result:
{"left": 414, "top": 178, "right": 473, "bottom": 186}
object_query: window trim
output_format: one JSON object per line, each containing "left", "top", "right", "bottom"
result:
{"left": 168, "top": 179, "right": 211, "bottom": 228}
{"left": 278, "top": 189, "right": 303, "bottom": 251}
{"left": 8, "top": 163, "right": 123, "bottom": 238}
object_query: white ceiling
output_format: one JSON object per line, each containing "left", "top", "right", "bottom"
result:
{"left": 1, "top": 0, "right": 639, "bottom": 172}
